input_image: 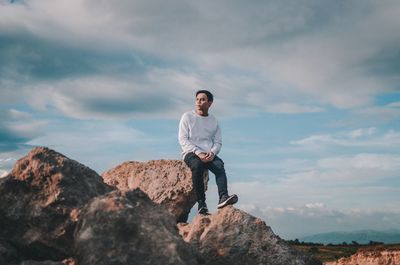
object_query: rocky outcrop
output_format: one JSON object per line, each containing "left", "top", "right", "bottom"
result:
{"left": 102, "top": 160, "right": 208, "bottom": 222}
{"left": 178, "top": 206, "right": 321, "bottom": 265}
{"left": 0, "top": 147, "right": 200, "bottom": 265}
{"left": 19, "top": 258, "right": 75, "bottom": 265}
{"left": 1, "top": 147, "right": 322, "bottom": 265}
{"left": 324, "top": 247, "right": 400, "bottom": 265}
{"left": 0, "top": 237, "right": 19, "bottom": 264}
{"left": 74, "top": 189, "right": 199, "bottom": 265}
{"left": 0, "top": 147, "right": 111, "bottom": 262}
{"left": 0, "top": 238, "right": 75, "bottom": 265}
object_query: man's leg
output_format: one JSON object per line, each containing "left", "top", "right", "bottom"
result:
{"left": 206, "top": 156, "right": 228, "bottom": 199}
{"left": 207, "top": 156, "right": 238, "bottom": 208}
{"left": 184, "top": 152, "right": 208, "bottom": 213}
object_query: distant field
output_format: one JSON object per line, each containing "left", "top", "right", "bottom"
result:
{"left": 289, "top": 242, "right": 400, "bottom": 263}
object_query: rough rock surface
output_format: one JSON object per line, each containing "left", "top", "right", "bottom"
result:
{"left": 178, "top": 206, "right": 322, "bottom": 265}
{"left": 0, "top": 147, "right": 112, "bottom": 261}
{"left": 324, "top": 247, "right": 400, "bottom": 265}
{"left": 0, "top": 237, "right": 19, "bottom": 264}
{"left": 74, "top": 189, "right": 200, "bottom": 265}
{"left": 19, "top": 258, "right": 75, "bottom": 265}
{"left": 1, "top": 147, "right": 324, "bottom": 265}
{"left": 102, "top": 160, "right": 208, "bottom": 222}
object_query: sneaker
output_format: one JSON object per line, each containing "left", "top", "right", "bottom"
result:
{"left": 198, "top": 201, "right": 209, "bottom": 215}
{"left": 217, "top": 194, "right": 238, "bottom": 209}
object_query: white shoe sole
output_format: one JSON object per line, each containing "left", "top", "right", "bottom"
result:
{"left": 217, "top": 194, "right": 238, "bottom": 208}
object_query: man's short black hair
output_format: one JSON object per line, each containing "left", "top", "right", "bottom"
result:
{"left": 196, "top": 90, "right": 214, "bottom": 102}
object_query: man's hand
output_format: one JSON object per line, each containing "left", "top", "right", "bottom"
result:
{"left": 205, "top": 152, "right": 215, "bottom": 161}
{"left": 198, "top": 152, "right": 214, "bottom": 162}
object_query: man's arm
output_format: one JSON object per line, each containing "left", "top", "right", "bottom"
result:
{"left": 178, "top": 113, "right": 200, "bottom": 155}
{"left": 201, "top": 122, "right": 222, "bottom": 162}
{"left": 210, "top": 123, "right": 222, "bottom": 155}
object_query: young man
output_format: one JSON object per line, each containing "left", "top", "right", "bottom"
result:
{"left": 179, "top": 90, "right": 238, "bottom": 215}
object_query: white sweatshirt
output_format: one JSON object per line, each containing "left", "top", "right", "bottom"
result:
{"left": 178, "top": 110, "right": 222, "bottom": 159}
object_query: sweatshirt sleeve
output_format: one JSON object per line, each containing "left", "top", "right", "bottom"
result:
{"left": 178, "top": 113, "right": 200, "bottom": 155}
{"left": 211, "top": 123, "right": 222, "bottom": 155}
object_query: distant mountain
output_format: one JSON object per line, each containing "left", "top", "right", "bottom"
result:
{"left": 300, "top": 229, "right": 400, "bottom": 245}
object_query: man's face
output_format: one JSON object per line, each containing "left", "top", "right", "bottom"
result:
{"left": 196, "top": 93, "right": 212, "bottom": 113}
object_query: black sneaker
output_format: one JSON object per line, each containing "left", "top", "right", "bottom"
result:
{"left": 217, "top": 194, "right": 238, "bottom": 209}
{"left": 198, "top": 201, "right": 209, "bottom": 215}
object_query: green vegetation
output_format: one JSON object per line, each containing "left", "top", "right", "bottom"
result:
{"left": 287, "top": 239, "right": 400, "bottom": 263}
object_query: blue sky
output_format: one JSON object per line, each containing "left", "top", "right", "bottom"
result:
{"left": 1, "top": 0, "right": 399, "bottom": 239}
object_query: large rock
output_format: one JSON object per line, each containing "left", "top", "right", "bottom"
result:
{"left": 74, "top": 189, "right": 200, "bottom": 265}
{"left": 0, "top": 147, "right": 112, "bottom": 261}
{"left": 0, "top": 147, "right": 325, "bottom": 265}
{"left": 0, "top": 237, "right": 19, "bottom": 264}
{"left": 1, "top": 236, "right": 75, "bottom": 265}
{"left": 324, "top": 246, "right": 400, "bottom": 265}
{"left": 178, "top": 206, "right": 322, "bottom": 265}
{"left": 19, "top": 258, "right": 75, "bottom": 265}
{"left": 102, "top": 160, "right": 208, "bottom": 222}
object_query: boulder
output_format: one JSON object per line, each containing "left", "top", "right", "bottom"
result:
{"left": 74, "top": 189, "right": 200, "bottom": 265}
{"left": 19, "top": 258, "right": 75, "bottom": 265}
{"left": 0, "top": 237, "right": 19, "bottom": 264}
{"left": 325, "top": 246, "right": 400, "bottom": 265}
{"left": 0, "top": 148, "right": 324, "bottom": 265}
{"left": 178, "top": 206, "right": 322, "bottom": 265}
{"left": 102, "top": 160, "right": 208, "bottom": 222}
{"left": 0, "top": 147, "right": 112, "bottom": 261}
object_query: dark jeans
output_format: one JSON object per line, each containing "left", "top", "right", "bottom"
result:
{"left": 184, "top": 152, "right": 228, "bottom": 203}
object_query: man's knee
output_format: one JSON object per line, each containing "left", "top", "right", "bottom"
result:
{"left": 185, "top": 154, "right": 205, "bottom": 172}
{"left": 211, "top": 157, "right": 225, "bottom": 171}
{"left": 191, "top": 159, "right": 205, "bottom": 172}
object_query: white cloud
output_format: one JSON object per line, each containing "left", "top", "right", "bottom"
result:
{"left": 0, "top": 0, "right": 130, "bottom": 51}
{"left": 318, "top": 154, "right": 400, "bottom": 171}
{"left": 264, "top": 103, "right": 324, "bottom": 114}
{"left": 28, "top": 121, "right": 147, "bottom": 149}
{"left": 291, "top": 128, "right": 400, "bottom": 148}
{"left": 18, "top": 72, "right": 201, "bottom": 119}
{"left": 290, "top": 134, "right": 337, "bottom": 147}
{"left": 305, "top": 203, "right": 325, "bottom": 209}
{"left": 229, "top": 149, "right": 400, "bottom": 213}
{"left": 26, "top": 119, "right": 181, "bottom": 172}
{"left": 387, "top": 101, "right": 400, "bottom": 108}
{"left": 1, "top": 0, "right": 400, "bottom": 116}
{"left": 7, "top": 109, "right": 32, "bottom": 119}
{"left": 0, "top": 151, "right": 23, "bottom": 173}
{"left": 6, "top": 121, "right": 46, "bottom": 139}
{"left": 348, "top": 127, "right": 376, "bottom": 138}
{"left": 353, "top": 105, "right": 400, "bottom": 125}
{"left": 231, "top": 159, "right": 309, "bottom": 171}
{"left": 0, "top": 109, "right": 45, "bottom": 146}
{"left": 236, "top": 202, "right": 400, "bottom": 239}
{"left": 0, "top": 170, "right": 8, "bottom": 178}
{"left": 276, "top": 153, "right": 400, "bottom": 189}
{"left": 0, "top": 1, "right": 398, "bottom": 240}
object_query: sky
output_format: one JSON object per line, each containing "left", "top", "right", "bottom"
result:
{"left": 0, "top": 0, "right": 399, "bottom": 239}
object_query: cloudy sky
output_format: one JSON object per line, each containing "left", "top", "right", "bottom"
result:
{"left": 1, "top": 0, "right": 399, "bottom": 239}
